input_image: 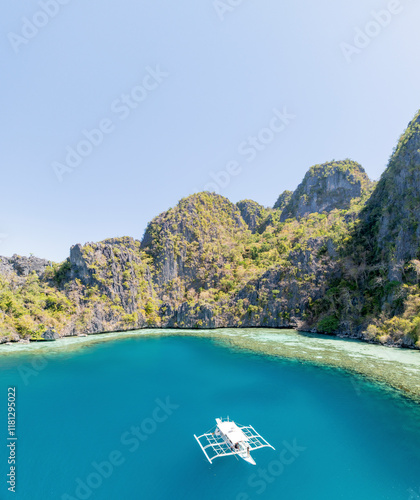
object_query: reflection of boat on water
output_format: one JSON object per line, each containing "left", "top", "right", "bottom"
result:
{"left": 194, "top": 417, "right": 275, "bottom": 465}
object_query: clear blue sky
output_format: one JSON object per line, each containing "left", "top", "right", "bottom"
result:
{"left": 1, "top": 0, "right": 420, "bottom": 262}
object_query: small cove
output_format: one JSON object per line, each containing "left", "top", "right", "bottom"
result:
{"left": 0, "top": 329, "right": 420, "bottom": 499}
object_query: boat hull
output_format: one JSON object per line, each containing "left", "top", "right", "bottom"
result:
{"left": 240, "top": 453, "right": 256, "bottom": 465}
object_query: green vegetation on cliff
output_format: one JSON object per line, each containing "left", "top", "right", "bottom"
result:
{"left": 0, "top": 271, "right": 74, "bottom": 340}
{"left": 273, "top": 190, "right": 293, "bottom": 211}
{"left": 1, "top": 110, "right": 420, "bottom": 350}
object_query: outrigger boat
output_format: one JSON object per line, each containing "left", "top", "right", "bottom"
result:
{"left": 194, "top": 417, "right": 275, "bottom": 465}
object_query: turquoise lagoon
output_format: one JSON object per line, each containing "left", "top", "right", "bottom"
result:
{"left": 1, "top": 329, "right": 420, "bottom": 499}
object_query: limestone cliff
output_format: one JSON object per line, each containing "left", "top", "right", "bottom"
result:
{"left": 280, "top": 160, "right": 372, "bottom": 222}
{"left": 141, "top": 192, "right": 246, "bottom": 288}
{"left": 354, "top": 110, "right": 420, "bottom": 281}
{"left": 0, "top": 255, "right": 50, "bottom": 278}
{"left": 318, "top": 111, "right": 420, "bottom": 348}
{"left": 236, "top": 200, "right": 269, "bottom": 233}
{"left": 1, "top": 110, "right": 420, "bottom": 351}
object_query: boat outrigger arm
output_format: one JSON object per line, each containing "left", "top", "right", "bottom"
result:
{"left": 194, "top": 418, "right": 275, "bottom": 466}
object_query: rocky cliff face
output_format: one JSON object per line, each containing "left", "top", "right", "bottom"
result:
{"left": 0, "top": 255, "right": 50, "bottom": 278}
{"left": 280, "top": 160, "right": 371, "bottom": 222}
{"left": 60, "top": 237, "right": 156, "bottom": 335}
{"left": 141, "top": 192, "right": 246, "bottom": 288}
{"left": 228, "top": 237, "right": 340, "bottom": 329}
{"left": 236, "top": 200, "right": 269, "bottom": 233}
{"left": 354, "top": 110, "right": 420, "bottom": 281}
{"left": 318, "top": 111, "right": 420, "bottom": 348}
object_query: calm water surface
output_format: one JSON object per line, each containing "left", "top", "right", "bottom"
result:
{"left": 1, "top": 333, "right": 420, "bottom": 499}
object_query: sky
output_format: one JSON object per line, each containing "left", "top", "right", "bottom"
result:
{"left": 1, "top": 0, "right": 420, "bottom": 262}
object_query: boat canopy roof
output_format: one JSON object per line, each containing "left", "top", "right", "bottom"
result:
{"left": 217, "top": 419, "right": 248, "bottom": 444}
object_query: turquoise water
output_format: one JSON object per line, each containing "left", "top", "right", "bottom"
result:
{"left": 1, "top": 335, "right": 420, "bottom": 499}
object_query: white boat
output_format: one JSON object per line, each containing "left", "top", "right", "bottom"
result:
{"left": 194, "top": 417, "right": 275, "bottom": 465}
